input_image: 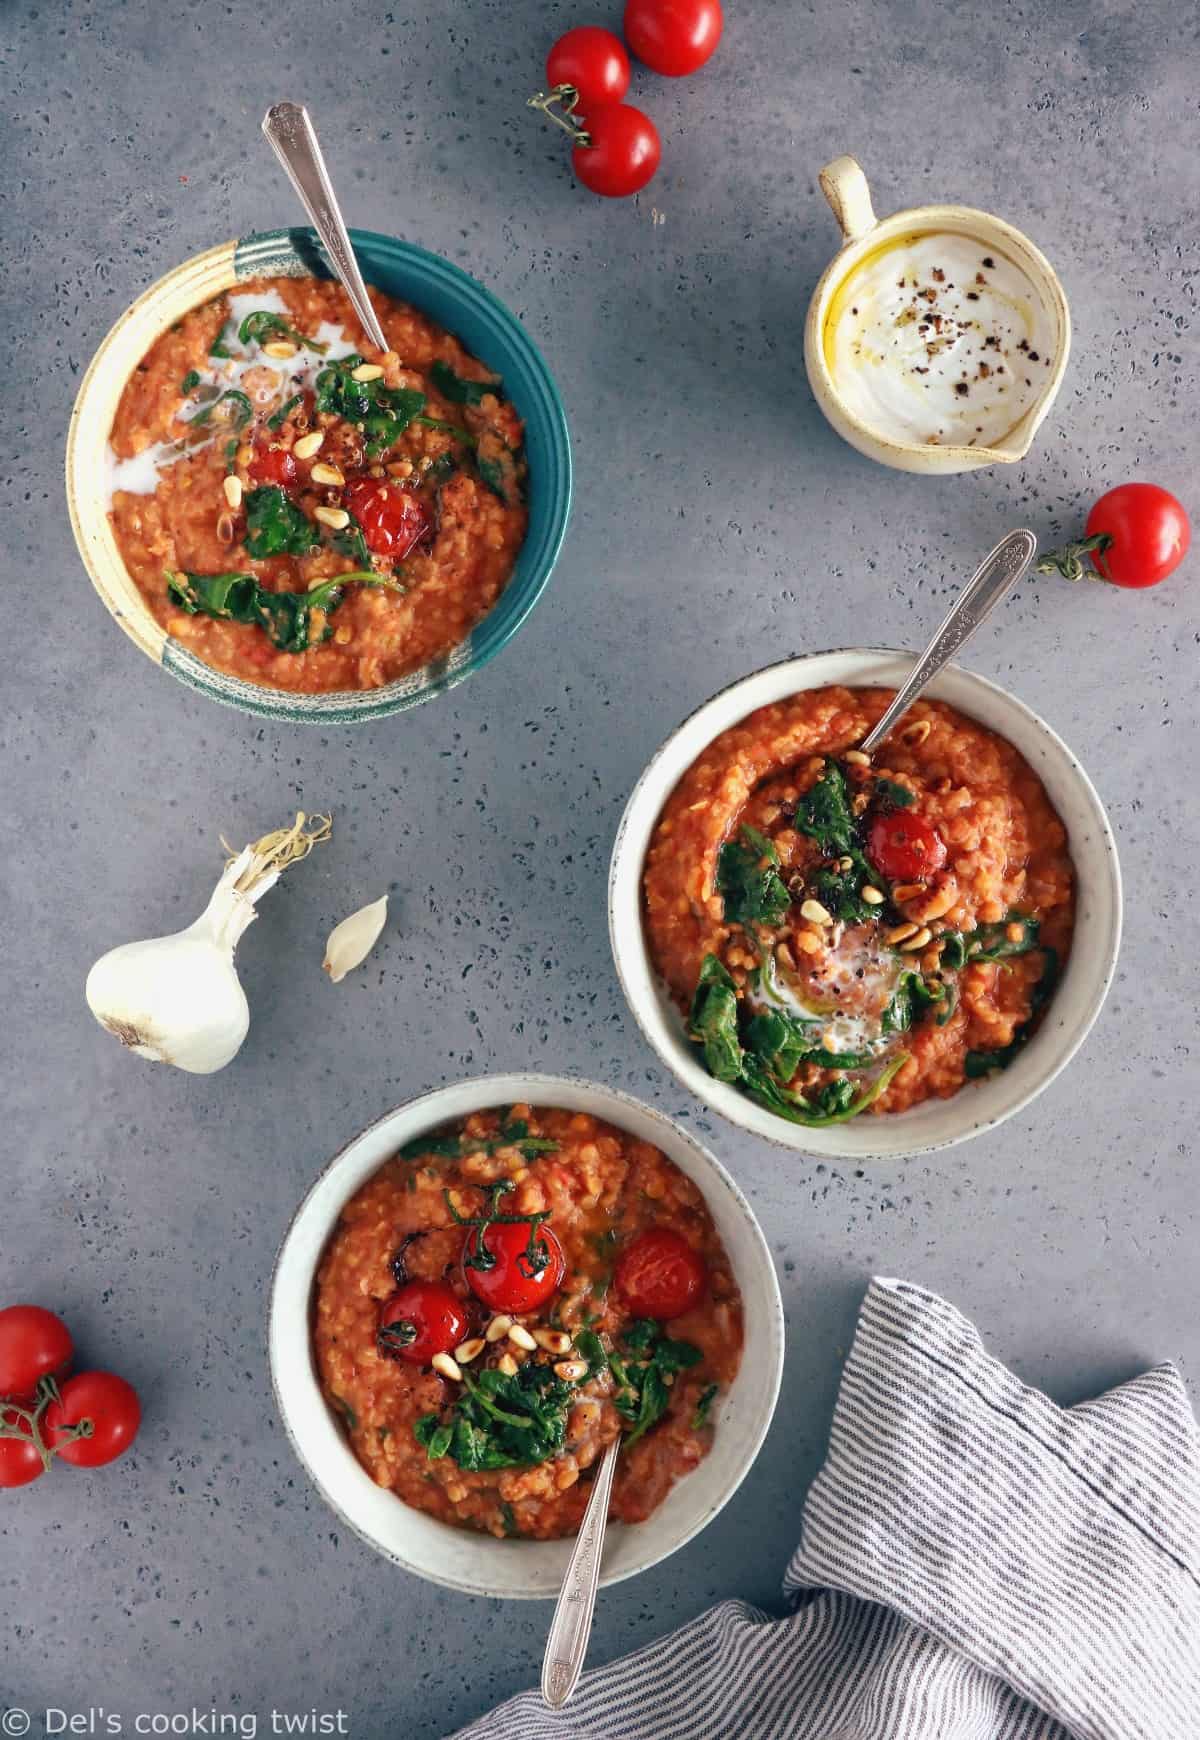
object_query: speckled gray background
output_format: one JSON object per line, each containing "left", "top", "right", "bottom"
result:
{"left": 2, "top": 0, "right": 1198, "bottom": 1733}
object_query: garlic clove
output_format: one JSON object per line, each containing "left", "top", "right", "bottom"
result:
{"left": 323, "top": 895, "right": 388, "bottom": 984}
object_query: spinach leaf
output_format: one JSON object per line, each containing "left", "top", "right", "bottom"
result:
{"left": 166, "top": 569, "right": 346, "bottom": 654}
{"left": 687, "top": 954, "right": 744, "bottom": 1083}
{"left": 743, "top": 1007, "right": 817, "bottom": 1083}
{"left": 180, "top": 369, "right": 201, "bottom": 393}
{"left": 330, "top": 516, "right": 372, "bottom": 569}
{"left": 962, "top": 913, "right": 1041, "bottom": 961}
{"left": 792, "top": 761, "right": 859, "bottom": 858}
{"left": 873, "top": 777, "right": 915, "bottom": 809}
{"left": 415, "top": 1363, "right": 578, "bottom": 1471}
{"left": 209, "top": 333, "right": 234, "bottom": 359}
{"left": 243, "top": 486, "right": 318, "bottom": 558}
{"left": 267, "top": 392, "right": 303, "bottom": 431}
{"left": 475, "top": 440, "right": 524, "bottom": 507}
{"left": 741, "top": 1051, "right": 909, "bottom": 1126}
{"left": 882, "top": 970, "right": 946, "bottom": 1035}
{"left": 398, "top": 1115, "right": 558, "bottom": 1163}
{"left": 416, "top": 413, "right": 475, "bottom": 443}
{"left": 431, "top": 358, "right": 503, "bottom": 405}
{"left": 187, "top": 388, "right": 253, "bottom": 432}
{"left": 237, "top": 309, "right": 329, "bottom": 354}
{"left": 500, "top": 1501, "right": 520, "bottom": 1537}
{"left": 809, "top": 858, "right": 879, "bottom": 925}
{"left": 573, "top": 1329, "right": 608, "bottom": 1380}
{"left": 692, "top": 1383, "right": 719, "bottom": 1429}
{"left": 314, "top": 355, "right": 426, "bottom": 458}
{"left": 717, "top": 826, "right": 791, "bottom": 927}
{"left": 938, "top": 932, "right": 968, "bottom": 971}
{"left": 610, "top": 1321, "right": 703, "bottom": 1448}
{"left": 800, "top": 1046, "right": 885, "bottom": 1071}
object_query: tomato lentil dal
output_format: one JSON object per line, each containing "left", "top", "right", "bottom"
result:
{"left": 106, "top": 276, "right": 527, "bottom": 692}
{"left": 643, "top": 687, "right": 1075, "bottom": 1118}
{"left": 314, "top": 1105, "right": 742, "bottom": 1540}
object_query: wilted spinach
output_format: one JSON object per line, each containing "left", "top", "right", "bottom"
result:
{"left": 717, "top": 826, "right": 791, "bottom": 928}
{"left": 166, "top": 569, "right": 345, "bottom": 653}
{"left": 965, "top": 947, "right": 1058, "bottom": 1077}
{"left": 430, "top": 359, "right": 503, "bottom": 405}
{"left": 608, "top": 1320, "right": 703, "bottom": 1447}
{"left": 237, "top": 308, "right": 328, "bottom": 354}
{"left": 415, "top": 1363, "right": 576, "bottom": 1471}
{"left": 314, "top": 355, "right": 425, "bottom": 458}
{"left": 398, "top": 1115, "right": 558, "bottom": 1163}
{"left": 687, "top": 954, "right": 744, "bottom": 1083}
{"left": 243, "top": 486, "right": 318, "bottom": 558}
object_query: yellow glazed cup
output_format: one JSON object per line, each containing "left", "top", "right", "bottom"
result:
{"left": 803, "top": 156, "right": 1071, "bottom": 475}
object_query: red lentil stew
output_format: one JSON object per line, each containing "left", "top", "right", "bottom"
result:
{"left": 643, "top": 686, "right": 1075, "bottom": 1123}
{"left": 314, "top": 1105, "right": 742, "bottom": 1540}
{"left": 106, "top": 276, "right": 527, "bottom": 691}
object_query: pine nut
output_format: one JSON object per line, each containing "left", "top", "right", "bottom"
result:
{"left": 432, "top": 1351, "right": 462, "bottom": 1382}
{"left": 496, "top": 1353, "right": 518, "bottom": 1377}
{"left": 533, "top": 1329, "right": 572, "bottom": 1354}
{"left": 222, "top": 475, "right": 243, "bottom": 509}
{"left": 884, "top": 921, "right": 919, "bottom": 944}
{"left": 862, "top": 886, "right": 885, "bottom": 905}
{"left": 891, "top": 882, "right": 927, "bottom": 904}
{"left": 899, "top": 927, "right": 933, "bottom": 952}
{"left": 293, "top": 430, "right": 325, "bottom": 459}
{"left": 310, "top": 462, "right": 345, "bottom": 487}
{"left": 837, "top": 856, "right": 854, "bottom": 872}
{"left": 351, "top": 362, "right": 385, "bottom": 382}
{"left": 262, "top": 339, "right": 297, "bottom": 358}
{"left": 235, "top": 443, "right": 254, "bottom": 466}
{"left": 454, "top": 1338, "right": 485, "bottom": 1364}
{"left": 313, "top": 505, "right": 350, "bottom": 530}
{"left": 775, "top": 942, "right": 796, "bottom": 970}
{"left": 508, "top": 1323, "right": 537, "bottom": 1352}
{"left": 485, "top": 1314, "right": 513, "bottom": 1343}
{"left": 800, "top": 898, "right": 832, "bottom": 925}
{"left": 554, "top": 1359, "right": 588, "bottom": 1383}
{"left": 795, "top": 929, "right": 822, "bottom": 955}
{"left": 900, "top": 719, "right": 931, "bottom": 746}
{"left": 844, "top": 749, "right": 871, "bottom": 766}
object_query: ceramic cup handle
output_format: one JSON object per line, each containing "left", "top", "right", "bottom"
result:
{"left": 818, "top": 156, "right": 877, "bottom": 242}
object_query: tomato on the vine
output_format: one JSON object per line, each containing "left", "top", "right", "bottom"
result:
{"left": 546, "top": 26, "right": 630, "bottom": 112}
{"left": 1038, "top": 484, "right": 1190, "bottom": 589}
{"left": 377, "top": 1282, "right": 468, "bottom": 1366}
{"left": 573, "top": 105, "right": 661, "bottom": 198}
{"left": 0, "top": 1305, "right": 73, "bottom": 1403}
{"left": 248, "top": 444, "right": 299, "bottom": 488}
{"left": 344, "top": 477, "right": 430, "bottom": 560}
{"left": 615, "top": 1227, "right": 706, "bottom": 1320}
{"left": 0, "top": 1412, "right": 45, "bottom": 1488}
{"left": 463, "top": 1220, "right": 566, "bottom": 1315}
{"left": 866, "top": 811, "right": 947, "bottom": 883}
{"left": 44, "top": 1372, "right": 141, "bottom": 1469}
{"left": 624, "top": 0, "right": 723, "bottom": 76}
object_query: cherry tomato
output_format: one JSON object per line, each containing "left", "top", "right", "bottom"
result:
{"left": 0, "top": 1411, "right": 45, "bottom": 1488}
{"left": 248, "top": 443, "right": 299, "bottom": 488}
{"left": 44, "top": 1372, "right": 141, "bottom": 1468}
{"left": 866, "top": 810, "right": 948, "bottom": 883}
{"left": 1085, "top": 483, "right": 1190, "bottom": 588}
{"left": 344, "top": 477, "right": 431, "bottom": 560}
{"left": 615, "top": 1227, "right": 706, "bottom": 1320}
{"left": 0, "top": 1305, "right": 73, "bottom": 1402}
{"left": 623, "top": 0, "right": 723, "bottom": 76}
{"left": 547, "top": 26, "right": 630, "bottom": 112}
{"left": 377, "top": 1282, "right": 469, "bottom": 1366}
{"left": 463, "top": 1221, "right": 566, "bottom": 1315}
{"left": 573, "top": 105, "right": 661, "bottom": 198}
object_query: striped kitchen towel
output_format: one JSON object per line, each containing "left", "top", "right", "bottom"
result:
{"left": 452, "top": 1277, "right": 1200, "bottom": 1740}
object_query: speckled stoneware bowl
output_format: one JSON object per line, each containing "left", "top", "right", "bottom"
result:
{"left": 269, "top": 1074, "right": 784, "bottom": 1600}
{"left": 609, "top": 649, "right": 1123, "bottom": 1162}
{"left": 66, "top": 229, "right": 572, "bottom": 724}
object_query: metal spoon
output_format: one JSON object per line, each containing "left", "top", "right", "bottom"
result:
{"left": 859, "top": 528, "right": 1037, "bottom": 756}
{"left": 261, "top": 102, "right": 389, "bottom": 354}
{"left": 541, "top": 1438, "right": 621, "bottom": 1710}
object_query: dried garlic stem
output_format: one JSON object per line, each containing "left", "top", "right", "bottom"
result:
{"left": 221, "top": 812, "right": 333, "bottom": 896}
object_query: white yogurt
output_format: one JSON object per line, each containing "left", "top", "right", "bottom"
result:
{"left": 824, "top": 232, "right": 1057, "bottom": 448}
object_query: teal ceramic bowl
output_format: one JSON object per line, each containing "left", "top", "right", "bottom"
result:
{"left": 66, "top": 228, "right": 573, "bottom": 724}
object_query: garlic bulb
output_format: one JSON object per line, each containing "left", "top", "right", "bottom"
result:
{"left": 86, "top": 813, "right": 331, "bottom": 1074}
{"left": 323, "top": 895, "right": 388, "bottom": 983}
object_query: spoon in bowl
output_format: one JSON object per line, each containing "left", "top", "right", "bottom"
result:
{"left": 261, "top": 102, "right": 389, "bottom": 355}
{"left": 858, "top": 527, "right": 1037, "bottom": 756}
{"left": 541, "top": 1436, "right": 621, "bottom": 1709}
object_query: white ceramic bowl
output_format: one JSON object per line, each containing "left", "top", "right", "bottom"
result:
{"left": 269, "top": 1074, "right": 784, "bottom": 1599}
{"left": 609, "top": 650, "right": 1122, "bottom": 1162}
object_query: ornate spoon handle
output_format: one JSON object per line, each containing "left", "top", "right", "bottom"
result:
{"left": 860, "top": 528, "right": 1037, "bottom": 755}
{"left": 541, "top": 1438, "right": 621, "bottom": 1710}
{"left": 261, "top": 102, "right": 389, "bottom": 354}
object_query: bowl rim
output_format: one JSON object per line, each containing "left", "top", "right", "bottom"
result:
{"left": 65, "top": 227, "right": 572, "bottom": 725}
{"left": 803, "top": 202, "right": 1072, "bottom": 466}
{"left": 608, "top": 648, "right": 1123, "bottom": 1161}
{"left": 268, "top": 1072, "right": 785, "bottom": 1599}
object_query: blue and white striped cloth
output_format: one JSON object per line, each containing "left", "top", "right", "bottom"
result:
{"left": 453, "top": 1277, "right": 1200, "bottom": 1739}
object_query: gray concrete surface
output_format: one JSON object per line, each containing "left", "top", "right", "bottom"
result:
{"left": 3, "top": 0, "right": 1198, "bottom": 1734}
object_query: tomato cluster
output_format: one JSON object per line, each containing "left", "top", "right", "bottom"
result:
{"left": 1038, "top": 483, "right": 1190, "bottom": 590}
{"left": 530, "top": 1, "right": 723, "bottom": 198}
{"left": 0, "top": 1305, "right": 142, "bottom": 1488}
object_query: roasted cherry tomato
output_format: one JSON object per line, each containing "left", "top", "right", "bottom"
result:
{"left": 0, "top": 1412, "right": 45, "bottom": 1488}
{"left": 377, "top": 1282, "right": 469, "bottom": 1366}
{"left": 1084, "top": 483, "right": 1189, "bottom": 588}
{"left": 866, "top": 810, "right": 948, "bottom": 883}
{"left": 615, "top": 1227, "right": 706, "bottom": 1320}
{"left": 463, "top": 1221, "right": 566, "bottom": 1316}
{"left": 44, "top": 1372, "right": 141, "bottom": 1468}
{"left": 248, "top": 443, "right": 299, "bottom": 488}
{"left": 0, "top": 1305, "right": 73, "bottom": 1402}
{"left": 546, "top": 26, "right": 630, "bottom": 112}
{"left": 344, "top": 477, "right": 431, "bottom": 560}
{"left": 573, "top": 105, "right": 661, "bottom": 198}
{"left": 623, "top": 0, "right": 723, "bottom": 76}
